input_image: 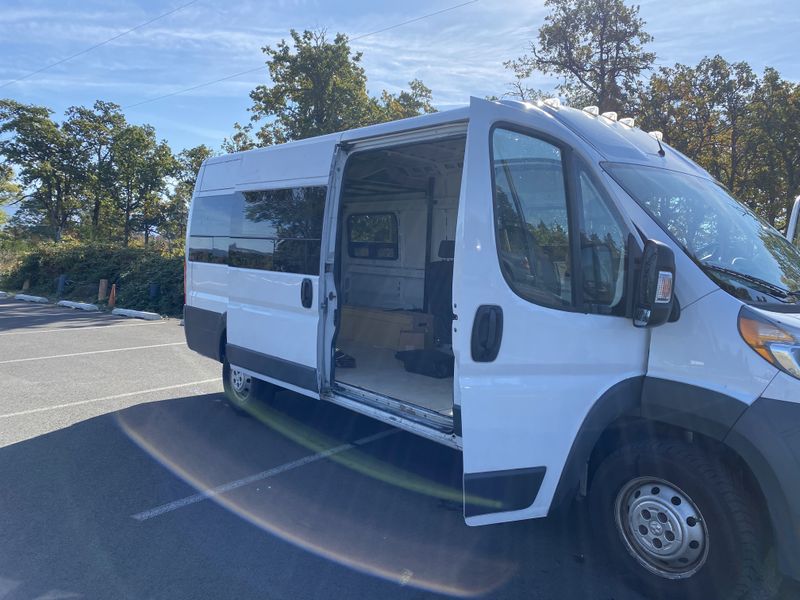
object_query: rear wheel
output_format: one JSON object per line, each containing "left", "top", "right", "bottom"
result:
{"left": 222, "top": 359, "right": 276, "bottom": 413}
{"left": 589, "top": 439, "right": 772, "bottom": 599}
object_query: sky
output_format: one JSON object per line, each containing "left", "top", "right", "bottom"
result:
{"left": 0, "top": 0, "right": 798, "bottom": 154}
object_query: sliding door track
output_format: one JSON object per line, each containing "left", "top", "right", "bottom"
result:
{"left": 328, "top": 381, "right": 459, "bottom": 448}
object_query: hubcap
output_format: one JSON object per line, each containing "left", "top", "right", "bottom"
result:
{"left": 229, "top": 367, "right": 251, "bottom": 401}
{"left": 614, "top": 477, "right": 709, "bottom": 579}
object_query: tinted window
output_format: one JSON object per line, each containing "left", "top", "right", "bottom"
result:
{"left": 347, "top": 213, "right": 398, "bottom": 260}
{"left": 231, "top": 186, "right": 326, "bottom": 275}
{"left": 492, "top": 128, "right": 571, "bottom": 308}
{"left": 577, "top": 167, "right": 627, "bottom": 311}
{"left": 188, "top": 187, "right": 326, "bottom": 274}
{"left": 188, "top": 194, "right": 233, "bottom": 264}
{"left": 187, "top": 236, "right": 229, "bottom": 264}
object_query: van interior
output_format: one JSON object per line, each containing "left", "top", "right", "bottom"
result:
{"left": 332, "top": 136, "right": 467, "bottom": 421}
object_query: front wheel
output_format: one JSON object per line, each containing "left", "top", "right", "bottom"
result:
{"left": 222, "top": 359, "right": 276, "bottom": 413}
{"left": 589, "top": 439, "right": 772, "bottom": 600}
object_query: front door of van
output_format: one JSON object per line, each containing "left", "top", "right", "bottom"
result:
{"left": 455, "top": 98, "right": 649, "bottom": 525}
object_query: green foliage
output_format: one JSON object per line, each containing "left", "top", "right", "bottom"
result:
{"left": 0, "top": 163, "right": 19, "bottom": 226}
{"left": 0, "top": 242, "right": 184, "bottom": 316}
{"left": 246, "top": 29, "right": 436, "bottom": 146}
{"left": 635, "top": 58, "right": 800, "bottom": 230}
{"left": 111, "top": 123, "right": 176, "bottom": 245}
{"left": 164, "top": 144, "right": 214, "bottom": 246}
{"left": 505, "top": 1, "right": 799, "bottom": 230}
{"left": 0, "top": 99, "right": 88, "bottom": 241}
{"left": 63, "top": 101, "right": 127, "bottom": 236}
{"left": 507, "top": 0, "right": 655, "bottom": 110}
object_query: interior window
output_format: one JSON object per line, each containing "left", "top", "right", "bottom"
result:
{"left": 577, "top": 167, "right": 627, "bottom": 311}
{"left": 347, "top": 213, "right": 399, "bottom": 260}
{"left": 492, "top": 128, "right": 571, "bottom": 308}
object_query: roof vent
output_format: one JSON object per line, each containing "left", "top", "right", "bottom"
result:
{"left": 543, "top": 97, "right": 561, "bottom": 109}
{"left": 582, "top": 105, "right": 600, "bottom": 116}
{"left": 649, "top": 130, "right": 664, "bottom": 141}
{"left": 619, "top": 117, "right": 635, "bottom": 127}
{"left": 601, "top": 111, "right": 618, "bottom": 121}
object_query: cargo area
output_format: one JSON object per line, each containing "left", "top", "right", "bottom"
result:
{"left": 333, "top": 136, "right": 466, "bottom": 417}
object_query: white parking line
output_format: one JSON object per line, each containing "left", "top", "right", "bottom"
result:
{"left": 0, "top": 342, "right": 184, "bottom": 365}
{"left": 0, "top": 379, "right": 220, "bottom": 419}
{"left": 0, "top": 320, "right": 167, "bottom": 336}
{"left": 0, "top": 311, "right": 68, "bottom": 320}
{"left": 131, "top": 429, "right": 397, "bottom": 521}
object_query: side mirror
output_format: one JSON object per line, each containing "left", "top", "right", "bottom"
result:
{"left": 634, "top": 239, "right": 676, "bottom": 328}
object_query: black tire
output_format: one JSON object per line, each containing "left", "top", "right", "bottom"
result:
{"left": 222, "top": 359, "right": 276, "bottom": 414}
{"left": 589, "top": 439, "right": 772, "bottom": 600}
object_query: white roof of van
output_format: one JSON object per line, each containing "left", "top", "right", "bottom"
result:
{"left": 198, "top": 98, "right": 709, "bottom": 193}
{"left": 198, "top": 108, "right": 470, "bottom": 193}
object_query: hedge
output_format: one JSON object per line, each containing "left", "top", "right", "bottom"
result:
{"left": 0, "top": 242, "right": 184, "bottom": 316}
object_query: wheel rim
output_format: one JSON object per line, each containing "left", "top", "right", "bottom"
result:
{"left": 229, "top": 367, "right": 251, "bottom": 403}
{"left": 614, "top": 476, "right": 709, "bottom": 579}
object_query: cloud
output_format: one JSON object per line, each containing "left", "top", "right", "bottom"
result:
{"left": 2, "top": 0, "right": 797, "bottom": 153}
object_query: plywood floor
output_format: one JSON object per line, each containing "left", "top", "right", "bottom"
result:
{"left": 335, "top": 341, "right": 453, "bottom": 416}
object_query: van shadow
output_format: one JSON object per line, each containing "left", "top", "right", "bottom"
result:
{"left": 0, "top": 300, "right": 121, "bottom": 332}
{"left": 0, "top": 390, "right": 639, "bottom": 600}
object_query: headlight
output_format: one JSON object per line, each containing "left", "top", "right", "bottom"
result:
{"left": 738, "top": 307, "right": 800, "bottom": 379}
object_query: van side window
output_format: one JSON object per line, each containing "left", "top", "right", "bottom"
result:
{"left": 229, "top": 186, "right": 326, "bottom": 275}
{"left": 347, "top": 213, "right": 399, "bottom": 260}
{"left": 492, "top": 128, "right": 572, "bottom": 308}
{"left": 577, "top": 167, "right": 627, "bottom": 312}
{"left": 188, "top": 194, "right": 232, "bottom": 264}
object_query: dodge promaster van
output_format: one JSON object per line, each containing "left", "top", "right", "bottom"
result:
{"left": 184, "top": 98, "right": 800, "bottom": 598}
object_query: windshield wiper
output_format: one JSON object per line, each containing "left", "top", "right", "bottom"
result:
{"left": 702, "top": 263, "right": 792, "bottom": 299}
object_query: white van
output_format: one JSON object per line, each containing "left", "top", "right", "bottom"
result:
{"left": 789, "top": 195, "right": 799, "bottom": 247}
{"left": 184, "top": 98, "right": 800, "bottom": 598}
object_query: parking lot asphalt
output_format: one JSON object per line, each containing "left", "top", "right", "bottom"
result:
{"left": 0, "top": 298, "right": 790, "bottom": 600}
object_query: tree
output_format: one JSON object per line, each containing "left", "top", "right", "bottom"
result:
{"left": 111, "top": 124, "right": 174, "bottom": 246}
{"left": 244, "top": 28, "right": 436, "bottom": 147}
{"left": 63, "top": 101, "right": 126, "bottom": 236}
{"left": 375, "top": 79, "right": 435, "bottom": 121}
{"left": 634, "top": 58, "right": 800, "bottom": 229}
{"left": 745, "top": 68, "right": 800, "bottom": 230}
{"left": 506, "top": 0, "right": 655, "bottom": 111}
{"left": 0, "top": 163, "right": 19, "bottom": 226}
{"left": 0, "top": 100, "right": 88, "bottom": 241}
{"left": 163, "top": 144, "right": 214, "bottom": 245}
{"left": 221, "top": 122, "right": 257, "bottom": 154}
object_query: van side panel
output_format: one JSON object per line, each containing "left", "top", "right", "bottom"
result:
{"left": 227, "top": 269, "right": 320, "bottom": 379}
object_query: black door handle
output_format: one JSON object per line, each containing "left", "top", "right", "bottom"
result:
{"left": 471, "top": 305, "right": 503, "bottom": 362}
{"left": 301, "top": 278, "right": 313, "bottom": 309}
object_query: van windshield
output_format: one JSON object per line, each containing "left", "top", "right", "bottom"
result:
{"left": 605, "top": 163, "right": 800, "bottom": 305}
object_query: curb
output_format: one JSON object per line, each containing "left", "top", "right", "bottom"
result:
{"left": 57, "top": 300, "right": 100, "bottom": 312}
{"left": 15, "top": 294, "right": 49, "bottom": 304}
{"left": 112, "top": 308, "right": 162, "bottom": 321}
{"left": 0, "top": 291, "right": 7, "bottom": 299}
